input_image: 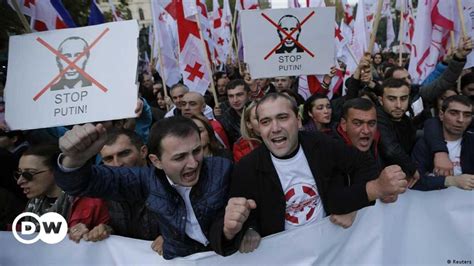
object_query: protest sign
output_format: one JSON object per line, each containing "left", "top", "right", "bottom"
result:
{"left": 5, "top": 20, "right": 139, "bottom": 130}
{"left": 240, "top": 7, "right": 335, "bottom": 79}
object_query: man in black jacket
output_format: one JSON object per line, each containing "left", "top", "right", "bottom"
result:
{"left": 210, "top": 93, "right": 409, "bottom": 256}
{"left": 377, "top": 78, "right": 420, "bottom": 185}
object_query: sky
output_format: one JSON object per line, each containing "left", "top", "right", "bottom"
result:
{"left": 270, "top": 0, "right": 358, "bottom": 8}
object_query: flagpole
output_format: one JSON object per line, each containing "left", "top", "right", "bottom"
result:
{"left": 230, "top": 9, "right": 242, "bottom": 75}
{"left": 456, "top": 0, "right": 467, "bottom": 38}
{"left": 153, "top": 25, "right": 170, "bottom": 112}
{"left": 195, "top": 13, "right": 220, "bottom": 107}
{"left": 368, "top": 0, "right": 383, "bottom": 54}
{"left": 398, "top": 0, "right": 405, "bottom": 66}
{"left": 11, "top": 0, "right": 32, "bottom": 33}
{"left": 450, "top": 31, "right": 456, "bottom": 52}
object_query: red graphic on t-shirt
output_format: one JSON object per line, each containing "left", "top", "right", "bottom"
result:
{"left": 285, "top": 183, "right": 320, "bottom": 225}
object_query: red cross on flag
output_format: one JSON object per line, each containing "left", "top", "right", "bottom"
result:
{"left": 195, "top": 0, "right": 216, "bottom": 68}
{"left": 212, "top": 0, "right": 232, "bottom": 65}
{"left": 167, "top": 0, "right": 211, "bottom": 95}
{"left": 151, "top": 0, "right": 181, "bottom": 87}
{"left": 408, "top": 0, "right": 455, "bottom": 84}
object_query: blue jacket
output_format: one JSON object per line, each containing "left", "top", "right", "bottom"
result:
{"left": 411, "top": 129, "right": 474, "bottom": 191}
{"left": 54, "top": 157, "right": 232, "bottom": 259}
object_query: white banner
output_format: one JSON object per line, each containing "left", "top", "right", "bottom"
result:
{"left": 5, "top": 20, "right": 139, "bottom": 130}
{"left": 1, "top": 188, "right": 473, "bottom": 265}
{"left": 241, "top": 7, "right": 335, "bottom": 79}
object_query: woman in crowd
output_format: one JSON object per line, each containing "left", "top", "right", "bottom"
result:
{"left": 151, "top": 89, "right": 167, "bottom": 122}
{"left": 191, "top": 115, "right": 232, "bottom": 160}
{"left": 302, "top": 93, "right": 334, "bottom": 135}
{"left": 15, "top": 144, "right": 110, "bottom": 242}
{"left": 233, "top": 101, "right": 261, "bottom": 162}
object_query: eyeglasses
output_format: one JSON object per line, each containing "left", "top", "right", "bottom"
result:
{"left": 14, "top": 170, "right": 49, "bottom": 182}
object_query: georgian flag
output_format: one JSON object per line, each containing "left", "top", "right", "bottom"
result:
{"left": 396, "top": 0, "right": 415, "bottom": 53}
{"left": 165, "top": 0, "right": 211, "bottom": 95}
{"left": 151, "top": 1, "right": 181, "bottom": 87}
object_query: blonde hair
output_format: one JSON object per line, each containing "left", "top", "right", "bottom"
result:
{"left": 240, "top": 101, "right": 261, "bottom": 148}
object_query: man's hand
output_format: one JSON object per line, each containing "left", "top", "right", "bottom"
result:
{"left": 329, "top": 211, "right": 357, "bottom": 229}
{"left": 455, "top": 36, "right": 473, "bottom": 59}
{"left": 135, "top": 98, "right": 144, "bottom": 117}
{"left": 59, "top": 123, "right": 108, "bottom": 168}
{"left": 83, "top": 224, "right": 112, "bottom": 242}
{"left": 434, "top": 152, "right": 454, "bottom": 177}
{"left": 366, "top": 165, "right": 407, "bottom": 202}
{"left": 223, "top": 198, "right": 257, "bottom": 240}
{"left": 238, "top": 228, "right": 261, "bottom": 253}
{"left": 214, "top": 106, "right": 223, "bottom": 117}
{"left": 69, "top": 223, "right": 89, "bottom": 243}
{"left": 151, "top": 235, "right": 164, "bottom": 256}
{"left": 445, "top": 174, "right": 474, "bottom": 190}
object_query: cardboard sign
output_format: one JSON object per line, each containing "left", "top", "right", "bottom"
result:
{"left": 240, "top": 7, "right": 335, "bottom": 79}
{"left": 5, "top": 20, "right": 139, "bottom": 130}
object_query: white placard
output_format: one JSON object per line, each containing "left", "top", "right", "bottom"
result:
{"left": 5, "top": 20, "right": 139, "bottom": 130}
{"left": 241, "top": 7, "right": 335, "bottom": 79}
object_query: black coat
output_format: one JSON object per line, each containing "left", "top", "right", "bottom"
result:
{"left": 210, "top": 131, "right": 378, "bottom": 256}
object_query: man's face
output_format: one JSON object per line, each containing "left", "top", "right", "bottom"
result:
{"left": 171, "top": 86, "right": 187, "bottom": 110}
{"left": 440, "top": 102, "right": 473, "bottom": 139}
{"left": 149, "top": 132, "right": 203, "bottom": 187}
{"left": 100, "top": 134, "right": 147, "bottom": 167}
{"left": 340, "top": 108, "right": 377, "bottom": 152}
{"left": 227, "top": 85, "right": 249, "bottom": 112}
{"left": 17, "top": 155, "right": 54, "bottom": 199}
{"left": 278, "top": 17, "right": 300, "bottom": 48}
{"left": 257, "top": 97, "right": 300, "bottom": 157}
{"left": 58, "top": 40, "right": 88, "bottom": 80}
{"left": 142, "top": 74, "right": 154, "bottom": 89}
{"left": 380, "top": 86, "right": 410, "bottom": 121}
{"left": 256, "top": 78, "right": 269, "bottom": 91}
{"left": 181, "top": 92, "right": 205, "bottom": 118}
{"left": 392, "top": 69, "right": 412, "bottom": 86}
{"left": 216, "top": 78, "right": 228, "bottom": 96}
{"left": 274, "top": 77, "right": 291, "bottom": 92}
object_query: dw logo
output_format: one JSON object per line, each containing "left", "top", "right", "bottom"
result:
{"left": 12, "top": 212, "right": 68, "bottom": 244}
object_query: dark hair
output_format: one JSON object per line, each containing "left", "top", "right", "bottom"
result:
{"left": 226, "top": 79, "right": 250, "bottom": 93}
{"left": 170, "top": 83, "right": 189, "bottom": 95}
{"left": 214, "top": 71, "right": 227, "bottom": 82}
{"left": 147, "top": 116, "right": 200, "bottom": 158}
{"left": 104, "top": 128, "right": 144, "bottom": 151}
{"left": 384, "top": 65, "right": 406, "bottom": 80}
{"left": 303, "top": 93, "right": 329, "bottom": 124}
{"left": 381, "top": 78, "right": 410, "bottom": 94}
{"left": 441, "top": 95, "right": 473, "bottom": 112}
{"left": 373, "top": 52, "right": 383, "bottom": 60}
{"left": 22, "top": 144, "right": 60, "bottom": 169}
{"left": 190, "top": 115, "right": 223, "bottom": 155}
{"left": 460, "top": 72, "right": 474, "bottom": 91}
{"left": 256, "top": 93, "right": 298, "bottom": 121}
{"left": 279, "top": 88, "right": 305, "bottom": 106}
{"left": 342, "top": 98, "right": 375, "bottom": 119}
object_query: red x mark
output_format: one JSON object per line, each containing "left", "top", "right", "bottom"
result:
{"left": 185, "top": 62, "right": 204, "bottom": 82}
{"left": 33, "top": 28, "right": 110, "bottom": 101}
{"left": 262, "top": 11, "right": 315, "bottom": 60}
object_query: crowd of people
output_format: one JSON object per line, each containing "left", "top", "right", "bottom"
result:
{"left": 0, "top": 36, "right": 473, "bottom": 260}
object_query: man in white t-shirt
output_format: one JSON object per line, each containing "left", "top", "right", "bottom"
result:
{"left": 210, "top": 93, "right": 410, "bottom": 256}
{"left": 412, "top": 95, "right": 474, "bottom": 191}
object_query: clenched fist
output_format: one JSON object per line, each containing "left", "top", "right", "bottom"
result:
{"left": 223, "top": 197, "right": 256, "bottom": 240}
{"left": 367, "top": 165, "right": 407, "bottom": 202}
{"left": 59, "top": 123, "right": 108, "bottom": 168}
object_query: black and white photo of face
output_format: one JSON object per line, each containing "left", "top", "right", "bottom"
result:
{"left": 277, "top": 15, "right": 301, "bottom": 53}
{"left": 56, "top": 37, "right": 89, "bottom": 80}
